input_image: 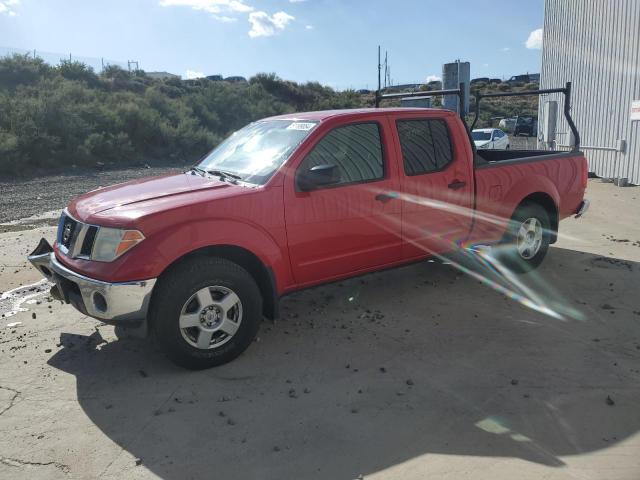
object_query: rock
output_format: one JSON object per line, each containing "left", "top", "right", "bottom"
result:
{"left": 406, "top": 379, "right": 414, "bottom": 386}
{"left": 511, "top": 379, "right": 519, "bottom": 386}
{"left": 138, "top": 369, "right": 148, "bottom": 378}
{"left": 32, "top": 313, "right": 36, "bottom": 319}
{"left": 135, "top": 458, "right": 143, "bottom": 466}
{"left": 379, "top": 367, "right": 386, "bottom": 373}
{"left": 44, "top": 348, "right": 51, "bottom": 353}
{"left": 606, "top": 395, "right": 615, "bottom": 406}
{"left": 288, "top": 388, "right": 297, "bottom": 399}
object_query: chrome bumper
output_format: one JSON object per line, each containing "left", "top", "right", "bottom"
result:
{"left": 28, "top": 239, "right": 156, "bottom": 323}
{"left": 575, "top": 199, "right": 590, "bottom": 218}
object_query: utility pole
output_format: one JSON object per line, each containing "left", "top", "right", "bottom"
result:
{"left": 384, "top": 51, "right": 388, "bottom": 88}
{"left": 376, "top": 45, "right": 381, "bottom": 108}
{"left": 127, "top": 60, "right": 139, "bottom": 72}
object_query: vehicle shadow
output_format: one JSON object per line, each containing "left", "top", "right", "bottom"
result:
{"left": 47, "top": 247, "right": 640, "bottom": 479}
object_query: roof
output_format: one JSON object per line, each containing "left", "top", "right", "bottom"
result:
{"left": 264, "top": 108, "right": 457, "bottom": 122}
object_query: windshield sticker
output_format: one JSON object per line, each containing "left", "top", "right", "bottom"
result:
{"left": 287, "top": 122, "right": 316, "bottom": 131}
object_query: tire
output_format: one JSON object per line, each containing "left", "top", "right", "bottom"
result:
{"left": 149, "top": 256, "right": 262, "bottom": 369}
{"left": 495, "top": 203, "right": 551, "bottom": 273}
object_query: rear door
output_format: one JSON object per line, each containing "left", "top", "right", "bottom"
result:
{"left": 389, "top": 113, "right": 474, "bottom": 260}
{"left": 284, "top": 117, "right": 402, "bottom": 286}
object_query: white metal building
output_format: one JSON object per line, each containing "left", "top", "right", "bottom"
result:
{"left": 538, "top": 0, "right": 640, "bottom": 185}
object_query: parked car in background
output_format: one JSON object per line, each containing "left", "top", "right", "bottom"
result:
{"left": 498, "top": 117, "right": 516, "bottom": 132}
{"left": 472, "top": 128, "right": 510, "bottom": 149}
{"left": 514, "top": 116, "right": 538, "bottom": 137}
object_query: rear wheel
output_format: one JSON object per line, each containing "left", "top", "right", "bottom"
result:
{"left": 150, "top": 256, "right": 262, "bottom": 369}
{"left": 495, "top": 203, "right": 551, "bottom": 273}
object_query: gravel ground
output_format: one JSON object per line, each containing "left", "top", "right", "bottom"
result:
{"left": 508, "top": 135, "right": 538, "bottom": 149}
{"left": 0, "top": 165, "right": 184, "bottom": 223}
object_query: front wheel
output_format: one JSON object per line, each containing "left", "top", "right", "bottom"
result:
{"left": 495, "top": 203, "right": 551, "bottom": 273}
{"left": 150, "top": 256, "right": 262, "bottom": 369}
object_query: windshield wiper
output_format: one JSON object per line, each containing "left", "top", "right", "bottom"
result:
{"left": 206, "top": 169, "right": 243, "bottom": 183}
{"left": 188, "top": 166, "right": 208, "bottom": 176}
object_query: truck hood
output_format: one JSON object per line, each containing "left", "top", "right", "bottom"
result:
{"left": 69, "top": 172, "right": 239, "bottom": 220}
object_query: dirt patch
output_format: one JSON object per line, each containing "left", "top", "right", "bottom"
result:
{"left": 0, "top": 165, "right": 183, "bottom": 223}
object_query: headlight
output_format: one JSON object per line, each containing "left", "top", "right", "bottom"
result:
{"left": 91, "top": 228, "right": 145, "bottom": 262}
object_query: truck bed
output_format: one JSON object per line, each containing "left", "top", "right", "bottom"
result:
{"left": 471, "top": 150, "right": 588, "bottom": 245}
{"left": 475, "top": 149, "right": 577, "bottom": 167}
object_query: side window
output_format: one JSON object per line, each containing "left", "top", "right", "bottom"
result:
{"left": 396, "top": 119, "right": 453, "bottom": 175}
{"left": 300, "top": 123, "right": 384, "bottom": 186}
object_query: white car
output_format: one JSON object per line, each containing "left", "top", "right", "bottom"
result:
{"left": 472, "top": 128, "right": 510, "bottom": 150}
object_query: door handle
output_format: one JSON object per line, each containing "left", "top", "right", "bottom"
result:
{"left": 447, "top": 180, "right": 466, "bottom": 190}
{"left": 375, "top": 192, "right": 396, "bottom": 202}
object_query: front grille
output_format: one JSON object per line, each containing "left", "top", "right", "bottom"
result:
{"left": 80, "top": 226, "right": 98, "bottom": 256}
{"left": 58, "top": 212, "right": 98, "bottom": 259}
{"left": 60, "top": 215, "right": 78, "bottom": 249}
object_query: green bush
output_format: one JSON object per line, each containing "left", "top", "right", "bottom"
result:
{"left": 0, "top": 55, "right": 368, "bottom": 176}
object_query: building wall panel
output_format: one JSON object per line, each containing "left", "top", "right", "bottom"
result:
{"left": 539, "top": 0, "right": 640, "bottom": 185}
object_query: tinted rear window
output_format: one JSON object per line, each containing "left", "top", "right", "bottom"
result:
{"left": 397, "top": 119, "right": 453, "bottom": 175}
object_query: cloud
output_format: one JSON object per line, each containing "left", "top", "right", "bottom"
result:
{"left": 248, "top": 11, "right": 294, "bottom": 38}
{"left": 159, "top": 0, "right": 253, "bottom": 21}
{"left": 0, "top": 0, "right": 20, "bottom": 16}
{"left": 305, "top": 24, "right": 313, "bottom": 30}
{"left": 525, "top": 28, "right": 543, "bottom": 49}
{"left": 185, "top": 69, "right": 205, "bottom": 79}
{"left": 501, "top": 47, "right": 510, "bottom": 52}
{"left": 426, "top": 75, "right": 441, "bottom": 83}
{"left": 289, "top": 0, "right": 306, "bottom": 2}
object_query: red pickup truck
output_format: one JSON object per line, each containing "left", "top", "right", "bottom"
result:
{"left": 29, "top": 107, "right": 589, "bottom": 369}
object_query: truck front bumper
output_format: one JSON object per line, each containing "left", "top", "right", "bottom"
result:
{"left": 28, "top": 239, "right": 156, "bottom": 325}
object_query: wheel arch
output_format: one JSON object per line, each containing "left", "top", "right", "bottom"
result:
{"left": 516, "top": 192, "right": 559, "bottom": 243}
{"left": 153, "top": 244, "right": 279, "bottom": 321}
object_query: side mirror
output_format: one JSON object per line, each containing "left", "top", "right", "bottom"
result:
{"left": 297, "top": 164, "right": 340, "bottom": 191}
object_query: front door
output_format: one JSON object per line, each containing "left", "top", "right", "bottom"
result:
{"left": 284, "top": 119, "right": 402, "bottom": 286}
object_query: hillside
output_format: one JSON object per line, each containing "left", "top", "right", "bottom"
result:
{"left": 0, "top": 54, "right": 537, "bottom": 177}
{"left": 0, "top": 55, "right": 365, "bottom": 176}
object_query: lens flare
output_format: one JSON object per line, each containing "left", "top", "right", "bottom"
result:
{"left": 354, "top": 185, "right": 586, "bottom": 321}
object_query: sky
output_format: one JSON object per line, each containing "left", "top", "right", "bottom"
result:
{"left": 0, "top": 0, "right": 545, "bottom": 90}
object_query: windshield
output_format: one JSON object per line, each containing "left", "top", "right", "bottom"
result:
{"left": 198, "top": 120, "right": 318, "bottom": 185}
{"left": 472, "top": 131, "right": 492, "bottom": 141}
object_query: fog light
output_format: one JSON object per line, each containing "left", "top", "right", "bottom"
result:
{"left": 93, "top": 292, "right": 107, "bottom": 312}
